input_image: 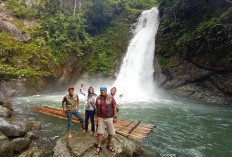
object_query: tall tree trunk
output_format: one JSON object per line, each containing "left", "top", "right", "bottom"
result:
{"left": 73, "top": 0, "right": 77, "bottom": 15}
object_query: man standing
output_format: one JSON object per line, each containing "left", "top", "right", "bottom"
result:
{"left": 110, "top": 87, "right": 123, "bottom": 106}
{"left": 62, "top": 86, "right": 84, "bottom": 138}
{"left": 95, "top": 87, "right": 117, "bottom": 155}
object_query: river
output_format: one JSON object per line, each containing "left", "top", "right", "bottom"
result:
{"left": 12, "top": 93, "right": 232, "bottom": 157}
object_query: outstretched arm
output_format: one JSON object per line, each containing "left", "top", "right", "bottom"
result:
{"left": 80, "top": 83, "right": 87, "bottom": 96}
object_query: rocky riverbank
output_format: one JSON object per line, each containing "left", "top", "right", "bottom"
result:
{"left": 53, "top": 132, "right": 153, "bottom": 157}
{"left": 0, "top": 97, "right": 45, "bottom": 157}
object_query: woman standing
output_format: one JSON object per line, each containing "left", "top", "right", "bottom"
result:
{"left": 80, "top": 83, "right": 97, "bottom": 135}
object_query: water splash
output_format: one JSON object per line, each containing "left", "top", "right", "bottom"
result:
{"left": 114, "top": 7, "right": 160, "bottom": 101}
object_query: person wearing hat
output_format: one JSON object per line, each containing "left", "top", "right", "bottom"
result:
{"left": 95, "top": 87, "right": 117, "bottom": 155}
{"left": 62, "top": 86, "right": 84, "bottom": 138}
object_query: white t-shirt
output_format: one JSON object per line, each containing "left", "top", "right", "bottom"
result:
{"left": 80, "top": 87, "right": 96, "bottom": 111}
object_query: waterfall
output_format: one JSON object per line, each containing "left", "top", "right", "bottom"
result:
{"left": 114, "top": 7, "right": 160, "bottom": 101}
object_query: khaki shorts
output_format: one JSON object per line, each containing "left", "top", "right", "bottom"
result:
{"left": 97, "top": 117, "right": 115, "bottom": 136}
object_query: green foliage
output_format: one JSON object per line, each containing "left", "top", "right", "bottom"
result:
{"left": 83, "top": 0, "right": 158, "bottom": 34}
{"left": 83, "top": 0, "right": 114, "bottom": 34}
{"left": 88, "top": 20, "right": 131, "bottom": 72}
{"left": 157, "top": 0, "right": 232, "bottom": 69}
{"left": 35, "top": 12, "right": 92, "bottom": 58}
{"left": 159, "top": 56, "right": 170, "bottom": 68}
{"left": 0, "top": 33, "right": 55, "bottom": 79}
{"left": 5, "top": 0, "right": 37, "bottom": 18}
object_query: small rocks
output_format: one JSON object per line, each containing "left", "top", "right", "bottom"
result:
{"left": 26, "top": 130, "right": 41, "bottom": 140}
{"left": 18, "top": 147, "right": 45, "bottom": 157}
{"left": 0, "top": 98, "right": 13, "bottom": 110}
{"left": 0, "top": 97, "right": 13, "bottom": 117}
{"left": 27, "top": 121, "right": 41, "bottom": 131}
{"left": 0, "top": 105, "right": 11, "bottom": 117}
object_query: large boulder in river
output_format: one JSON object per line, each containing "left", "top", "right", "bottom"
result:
{"left": 0, "top": 118, "right": 27, "bottom": 136}
{"left": 12, "top": 137, "right": 31, "bottom": 153}
{"left": 0, "top": 132, "right": 13, "bottom": 157}
{"left": 53, "top": 132, "right": 145, "bottom": 157}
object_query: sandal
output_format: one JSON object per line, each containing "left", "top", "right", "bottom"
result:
{"left": 106, "top": 145, "right": 115, "bottom": 152}
{"left": 95, "top": 146, "right": 102, "bottom": 155}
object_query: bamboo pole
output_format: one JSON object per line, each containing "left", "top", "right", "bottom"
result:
{"left": 29, "top": 106, "right": 155, "bottom": 141}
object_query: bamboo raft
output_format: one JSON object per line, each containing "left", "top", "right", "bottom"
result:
{"left": 30, "top": 106, "right": 156, "bottom": 141}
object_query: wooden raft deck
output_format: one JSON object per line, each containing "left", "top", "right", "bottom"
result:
{"left": 30, "top": 106, "right": 155, "bottom": 141}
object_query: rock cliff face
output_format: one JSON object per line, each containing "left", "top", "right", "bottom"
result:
{"left": 155, "top": 0, "right": 232, "bottom": 105}
{"left": 0, "top": 2, "right": 31, "bottom": 41}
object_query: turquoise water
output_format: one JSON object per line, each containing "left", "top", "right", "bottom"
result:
{"left": 12, "top": 93, "right": 232, "bottom": 157}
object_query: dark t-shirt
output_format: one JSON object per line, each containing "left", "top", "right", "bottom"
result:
{"left": 97, "top": 95, "right": 116, "bottom": 118}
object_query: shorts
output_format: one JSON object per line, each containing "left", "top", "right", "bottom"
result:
{"left": 97, "top": 117, "right": 115, "bottom": 136}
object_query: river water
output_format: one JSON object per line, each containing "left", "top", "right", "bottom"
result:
{"left": 11, "top": 93, "right": 232, "bottom": 157}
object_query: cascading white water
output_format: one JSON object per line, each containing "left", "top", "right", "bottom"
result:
{"left": 114, "top": 7, "right": 160, "bottom": 101}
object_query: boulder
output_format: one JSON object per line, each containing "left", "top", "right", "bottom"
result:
{"left": 18, "top": 147, "right": 45, "bottom": 157}
{"left": 0, "top": 139, "right": 13, "bottom": 157}
{"left": 0, "top": 97, "right": 13, "bottom": 110}
{"left": 12, "top": 137, "right": 30, "bottom": 153}
{"left": 0, "top": 105, "right": 11, "bottom": 117}
{"left": 27, "top": 121, "right": 41, "bottom": 131}
{"left": 53, "top": 132, "right": 146, "bottom": 157}
{"left": 25, "top": 130, "right": 40, "bottom": 140}
{"left": 0, "top": 132, "right": 8, "bottom": 141}
{"left": 0, "top": 118, "right": 27, "bottom": 136}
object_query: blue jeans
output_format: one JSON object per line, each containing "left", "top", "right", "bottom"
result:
{"left": 85, "top": 110, "right": 95, "bottom": 132}
{"left": 66, "top": 111, "right": 83, "bottom": 129}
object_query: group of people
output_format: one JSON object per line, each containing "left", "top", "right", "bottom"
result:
{"left": 62, "top": 83, "right": 123, "bottom": 155}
